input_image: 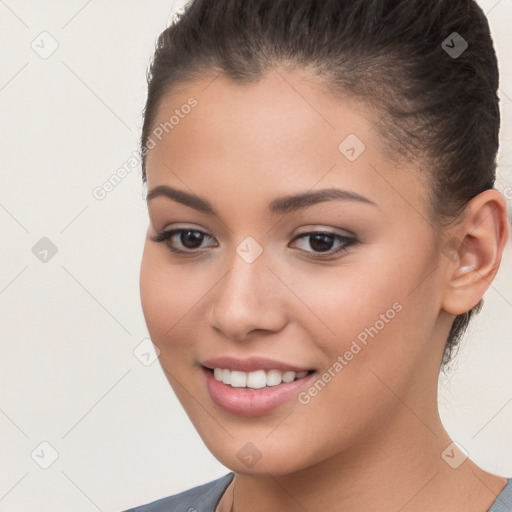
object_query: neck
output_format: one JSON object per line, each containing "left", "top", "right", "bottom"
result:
{"left": 230, "top": 407, "right": 505, "bottom": 512}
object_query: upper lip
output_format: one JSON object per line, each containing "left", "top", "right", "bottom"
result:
{"left": 201, "top": 356, "right": 313, "bottom": 373}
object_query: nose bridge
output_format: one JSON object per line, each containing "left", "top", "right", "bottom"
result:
{"left": 209, "top": 238, "right": 287, "bottom": 339}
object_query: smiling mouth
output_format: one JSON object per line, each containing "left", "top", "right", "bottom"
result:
{"left": 206, "top": 367, "right": 315, "bottom": 389}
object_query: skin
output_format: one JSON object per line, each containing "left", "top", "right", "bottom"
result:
{"left": 139, "top": 66, "right": 510, "bottom": 512}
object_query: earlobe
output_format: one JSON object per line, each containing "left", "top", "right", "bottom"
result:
{"left": 441, "top": 190, "right": 510, "bottom": 316}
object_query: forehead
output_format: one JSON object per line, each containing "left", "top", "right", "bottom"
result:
{"left": 147, "top": 67, "right": 373, "bottom": 168}
{"left": 144, "top": 67, "right": 429, "bottom": 220}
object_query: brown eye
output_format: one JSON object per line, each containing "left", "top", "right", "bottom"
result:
{"left": 307, "top": 233, "right": 336, "bottom": 252}
{"left": 151, "top": 229, "right": 217, "bottom": 254}
{"left": 290, "top": 231, "right": 358, "bottom": 257}
{"left": 179, "top": 230, "right": 206, "bottom": 249}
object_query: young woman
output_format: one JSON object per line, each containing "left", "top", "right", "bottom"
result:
{"left": 124, "top": 0, "right": 511, "bottom": 510}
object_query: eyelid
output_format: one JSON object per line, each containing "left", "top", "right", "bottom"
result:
{"left": 290, "top": 230, "right": 357, "bottom": 256}
{"left": 292, "top": 225, "right": 356, "bottom": 238}
{"left": 152, "top": 225, "right": 358, "bottom": 259}
{"left": 151, "top": 227, "right": 216, "bottom": 246}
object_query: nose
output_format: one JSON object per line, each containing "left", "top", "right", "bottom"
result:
{"left": 208, "top": 246, "right": 288, "bottom": 342}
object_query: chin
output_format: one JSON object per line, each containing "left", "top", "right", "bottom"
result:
{"left": 199, "top": 432, "right": 319, "bottom": 477}
{"left": 218, "top": 454, "right": 305, "bottom": 477}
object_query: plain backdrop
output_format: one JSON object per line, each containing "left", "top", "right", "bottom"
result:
{"left": 0, "top": 1, "right": 511, "bottom": 511}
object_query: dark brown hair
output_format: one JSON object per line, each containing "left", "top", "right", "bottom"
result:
{"left": 140, "top": 0, "right": 500, "bottom": 366}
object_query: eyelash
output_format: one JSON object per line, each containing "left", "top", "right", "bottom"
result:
{"left": 150, "top": 228, "right": 358, "bottom": 259}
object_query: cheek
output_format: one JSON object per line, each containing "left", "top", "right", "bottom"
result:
{"left": 285, "top": 260, "right": 406, "bottom": 344}
{"left": 139, "top": 243, "right": 195, "bottom": 347}
{"left": 288, "top": 247, "right": 436, "bottom": 380}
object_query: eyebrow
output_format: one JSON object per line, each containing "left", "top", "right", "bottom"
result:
{"left": 146, "top": 185, "right": 376, "bottom": 216}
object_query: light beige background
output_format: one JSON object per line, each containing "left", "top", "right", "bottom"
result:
{"left": 0, "top": 1, "right": 510, "bottom": 511}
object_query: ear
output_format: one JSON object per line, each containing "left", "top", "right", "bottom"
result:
{"left": 441, "top": 189, "right": 510, "bottom": 316}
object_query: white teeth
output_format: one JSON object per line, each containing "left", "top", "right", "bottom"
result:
{"left": 230, "top": 371, "right": 247, "bottom": 388}
{"left": 246, "top": 370, "right": 267, "bottom": 389}
{"left": 282, "top": 371, "right": 296, "bottom": 383}
{"left": 212, "top": 368, "right": 311, "bottom": 388}
{"left": 221, "top": 369, "right": 231, "bottom": 385}
{"left": 266, "top": 369, "right": 282, "bottom": 386}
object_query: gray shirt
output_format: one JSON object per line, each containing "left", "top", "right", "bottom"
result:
{"left": 123, "top": 473, "right": 512, "bottom": 512}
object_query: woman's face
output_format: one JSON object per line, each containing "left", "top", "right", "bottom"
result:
{"left": 139, "top": 67, "right": 452, "bottom": 474}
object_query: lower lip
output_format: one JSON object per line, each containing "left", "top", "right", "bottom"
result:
{"left": 203, "top": 367, "right": 316, "bottom": 417}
